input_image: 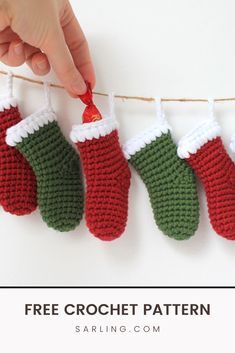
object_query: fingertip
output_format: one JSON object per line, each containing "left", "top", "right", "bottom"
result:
{"left": 43, "top": 25, "right": 88, "bottom": 96}
{"left": 90, "top": 76, "right": 96, "bottom": 90}
{"left": 79, "top": 62, "right": 96, "bottom": 90}
{"left": 86, "top": 72, "right": 96, "bottom": 90}
{"left": 8, "top": 40, "right": 26, "bottom": 66}
{"left": 67, "top": 91, "right": 79, "bottom": 98}
{"left": 69, "top": 76, "right": 87, "bottom": 95}
{"left": 31, "top": 53, "right": 50, "bottom": 75}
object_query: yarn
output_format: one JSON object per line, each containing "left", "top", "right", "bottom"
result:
{"left": 71, "top": 93, "right": 131, "bottom": 241}
{"left": 6, "top": 102, "right": 84, "bottom": 232}
{"left": 3, "top": 76, "right": 234, "bottom": 242}
{"left": 123, "top": 98, "right": 199, "bottom": 240}
{"left": 178, "top": 119, "right": 235, "bottom": 240}
{"left": 0, "top": 75, "right": 37, "bottom": 215}
{"left": 124, "top": 128, "right": 199, "bottom": 240}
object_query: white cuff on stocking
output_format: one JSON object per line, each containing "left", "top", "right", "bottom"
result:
{"left": 70, "top": 118, "right": 118, "bottom": 143}
{"left": 177, "top": 119, "right": 221, "bottom": 159}
{"left": 6, "top": 107, "right": 56, "bottom": 146}
{"left": 0, "top": 97, "right": 17, "bottom": 112}
{"left": 230, "top": 135, "right": 235, "bottom": 153}
{"left": 123, "top": 121, "right": 171, "bottom": 160}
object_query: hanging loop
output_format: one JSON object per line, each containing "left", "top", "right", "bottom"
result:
{"left": 208, "top": 98, "right": 215, "bottom": 121}
{"left": 44, "top": 81, "right": 52, "bottom": 108}
{"left": 6, "top": 70, "right": 13, "bottom": 98}
{"left": 155, "top": 96, "right": 166, "bottom": 125}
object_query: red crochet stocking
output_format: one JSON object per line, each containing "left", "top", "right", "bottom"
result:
{"left": 70, "top": 89, "right": 131, "bottom": 241}
{"left": 0, "top": 99, "right": 37, "bottom": 215}
{"left": 178, "top": 119, "right": 235, "bottom": 240}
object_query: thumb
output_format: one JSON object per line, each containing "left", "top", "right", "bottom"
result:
{"left": 42, "top": 25, "right": 87, "bottom": 96}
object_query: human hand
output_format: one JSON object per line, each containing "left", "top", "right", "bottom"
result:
{"left": 0, "top": 0, "right": 95, "bottom": 97}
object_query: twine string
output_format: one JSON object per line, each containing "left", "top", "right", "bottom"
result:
{"left": 0, "top": 69, "right": 235, "bottom": 103}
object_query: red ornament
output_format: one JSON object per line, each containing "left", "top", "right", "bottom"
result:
{"left": 79, "top": 83, "right": 102, "bottom": 123}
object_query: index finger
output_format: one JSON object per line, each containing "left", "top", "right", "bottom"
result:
{"left": 61, "top": 3, "right": 96, "bottom": 88}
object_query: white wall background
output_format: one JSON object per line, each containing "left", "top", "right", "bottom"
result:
{"left": 0, "top": 0, "right": 235, "bottom": 286}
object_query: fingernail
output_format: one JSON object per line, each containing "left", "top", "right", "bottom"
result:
{"left": 14, "top": 42, "right": 24, "bottom": 56}
{"left": 71, "top": 80, "right": 87, "bottom": 95}
{"left": 37, "top": 60, "right": 48, "bottom": 71}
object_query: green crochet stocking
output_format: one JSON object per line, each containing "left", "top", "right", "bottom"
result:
{"left": 6, "top": 107, "right": 84, "bottom": 232}
{"left": 123, "top": 122, "right": 199, "bottom": 240}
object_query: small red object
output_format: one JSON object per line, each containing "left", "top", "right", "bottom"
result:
{"left": 79, "top": 83, "right": 102, "bottom": 123}
{"left": 74, "top": 82, "right": 131, "bottom": 240}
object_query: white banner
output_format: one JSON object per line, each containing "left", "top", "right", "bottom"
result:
{"left": 0, "top": 288, "right": 233, "bottom": 352}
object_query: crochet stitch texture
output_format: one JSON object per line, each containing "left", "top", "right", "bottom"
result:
{"left": 7, "top": 109, "right": 84, "bottom": 231}
{"left": 125, "top": 131, "right": 199, "bottom": 240}
{"left": 0, "top": 104, "right": 37, "bottom": 215}
{"left": 71, "top": 120, "right": 131, "bottom": 241}
{"left": 184, "top": 137, "right": 235, "bottom": 240}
